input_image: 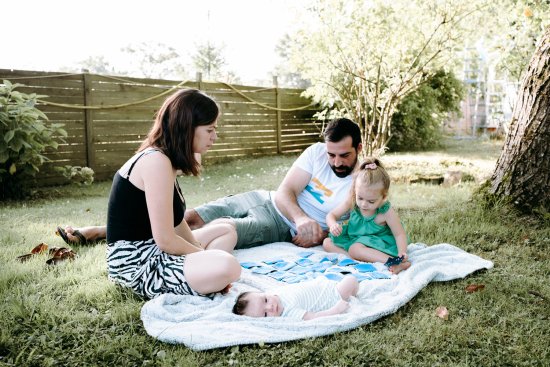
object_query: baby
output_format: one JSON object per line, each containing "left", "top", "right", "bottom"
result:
{"left": 232, "top": 275, "right": 359, "bottom": 320}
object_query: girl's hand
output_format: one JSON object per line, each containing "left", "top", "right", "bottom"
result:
{"left": 329, "top": 224, "right": 342, "bottom": 236}
{"left": 398, "top": 252, "right": 408, "bottom": 262}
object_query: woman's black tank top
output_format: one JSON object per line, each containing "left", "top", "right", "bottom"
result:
{"left": 106, "top": 150, "right": 186, "bottom": 243}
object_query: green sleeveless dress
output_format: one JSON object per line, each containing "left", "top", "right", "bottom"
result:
{"left": 330, "top": 201, "right": 399, "bottom": 256}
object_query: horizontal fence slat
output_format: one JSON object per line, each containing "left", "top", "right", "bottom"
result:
{"left": 1, "top": 69, "right": 323, "bottom": 186}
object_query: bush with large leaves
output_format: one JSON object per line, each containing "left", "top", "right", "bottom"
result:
{"left": 0, "top": 80, "right": 67, "bottom": 199}
{"left": 388, "top": 70, "right": 465, "bottom": 152}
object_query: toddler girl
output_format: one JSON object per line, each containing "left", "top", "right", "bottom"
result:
{"left": 323, "top": 158, "right": 411, "bottom": 274}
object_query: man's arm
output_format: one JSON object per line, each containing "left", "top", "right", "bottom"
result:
{"left": 275, "top": 165, "right": 325, "bottom": 247}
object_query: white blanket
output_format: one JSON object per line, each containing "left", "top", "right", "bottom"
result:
{"left": 141, "top": 242, "right": 493, "bottom": 350}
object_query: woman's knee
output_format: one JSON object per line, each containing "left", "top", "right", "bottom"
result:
{"left": 220, "top": 223, "right": 237, "bottom": 240}
{"left": 184, "top": 250, "right": 241, "bottom": 293}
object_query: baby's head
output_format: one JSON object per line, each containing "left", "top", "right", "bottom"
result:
{"left": 232, "top": 291, "right": 283, "bottom": 317}
{"left": 351, "top": 158, "right": 391, "bottom": 210}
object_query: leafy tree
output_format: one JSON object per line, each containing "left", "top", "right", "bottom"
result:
{"left": 191, "top": 42, "right": 227, "bottom": 81}
{"left": 273, "top": 34, "right": 311, "bottom": 88}
{"left": 121, "top": 42, "right": 187, "bottom": 80}
{"left": 0, "top": 80, "right": 67, "bottom": 199}
{"left": 287, "top": 0, "right": 483, "bottom": 155}
{"left": 77, "top": 56, "right": 118, "bottom": 75}
{"left": 480, "top": 0, "right": 550, "bottom": 83}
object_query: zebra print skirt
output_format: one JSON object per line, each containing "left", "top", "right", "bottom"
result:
{"left": 106, "top": 238, "right": 203, "bottom": 299}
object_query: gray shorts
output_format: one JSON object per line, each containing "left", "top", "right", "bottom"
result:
{"left": 195, "top": 190, "right": 292, "bottom": 249}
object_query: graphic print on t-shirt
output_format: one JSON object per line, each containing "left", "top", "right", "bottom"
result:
{"left": 304, "top": 177, "right": 333, "bottom": 204}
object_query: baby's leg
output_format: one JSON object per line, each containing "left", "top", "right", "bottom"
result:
{"left": 193, "top": 223, "right": 237, "bottom": 253}
{"left": 336, "top": 275, "right": 359, "bottom": 300}
{"left": 322, "top": 237, "right": 348, "bottom": 255}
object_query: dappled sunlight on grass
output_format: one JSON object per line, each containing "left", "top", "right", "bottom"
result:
{"left": 1, "top": 136, "right": 548, "bottom": 366}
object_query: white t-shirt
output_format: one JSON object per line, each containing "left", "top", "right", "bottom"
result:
{"left": 274, "top": 277, "right": 342, "bottom": 320}
{"left": 271, "top": 142, "right": 353, "bottom": 233}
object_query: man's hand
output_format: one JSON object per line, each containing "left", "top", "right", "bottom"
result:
{"left": 292, "top": 217, "right": 327, "bottom": 247}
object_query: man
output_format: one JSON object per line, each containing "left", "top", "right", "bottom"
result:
{"left": 185, "top": 117, "right": 362, "bottom": 248}
{"left": 57, "top": 118, "right": 362, "bottom": 249}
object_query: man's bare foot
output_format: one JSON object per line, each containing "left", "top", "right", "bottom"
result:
{"left": 184, "top": 209, "right": 206, "bottom": 230}
{"left": 56, "top": 226, "right": 106, "bottom": 244}
{"left": 389, "top": 260, "right": 411, "bottom": 274}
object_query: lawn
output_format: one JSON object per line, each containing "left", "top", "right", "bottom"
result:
{"left": 0, "top": 137, "right": 548, "bottom": 367}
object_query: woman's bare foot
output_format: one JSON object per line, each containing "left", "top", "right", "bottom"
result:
{"left": 389, "top": 260, "right": 411, "bottom": 274}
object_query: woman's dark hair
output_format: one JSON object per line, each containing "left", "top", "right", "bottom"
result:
{"left": 323, "top": 118, "right": 362, "bottom": 150}
{"left": 139, "top": 88, "right": 219, "bottom": 176}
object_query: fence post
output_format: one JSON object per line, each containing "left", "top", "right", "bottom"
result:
{"left": 82, "top": 71, "right": 95, "bottom": 170}
{"left": 196, "top": 72, "right": 203, "bottom": 91}
{"left": 274, "top": 76, "right": 282, "bottom": 154}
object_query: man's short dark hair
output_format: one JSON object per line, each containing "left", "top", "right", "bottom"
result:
{"left": 323, "top": 118, "right": 362, "bottom": 149}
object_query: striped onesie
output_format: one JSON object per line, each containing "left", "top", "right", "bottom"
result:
{"left": 272, "top": 277, "right": 342, "bottom": 320}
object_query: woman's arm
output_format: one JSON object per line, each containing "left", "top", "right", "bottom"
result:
{"left": 139, "top": 153, "right": 203, "bottom": 255}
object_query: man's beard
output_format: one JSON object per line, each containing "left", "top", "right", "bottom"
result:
{"left": 330, "top": 158, "right": 357, "bottom": 178}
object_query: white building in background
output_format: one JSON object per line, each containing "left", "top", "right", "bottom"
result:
{"left": 448, "top": 47, "right": 519, "bottom": 137}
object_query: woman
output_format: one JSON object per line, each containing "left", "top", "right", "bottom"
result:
{"left": 105, "top": 88, "right": 240, "bottom": 299}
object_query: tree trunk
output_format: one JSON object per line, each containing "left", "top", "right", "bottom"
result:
{"left": 489, "top": 27, "right": 550, "bottom": 213}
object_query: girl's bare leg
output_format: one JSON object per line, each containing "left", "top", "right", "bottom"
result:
{"left": 348, "top": 243, "right": 411, "bottom": 274}
{"left": 322, "top": 237, "right": 349, "bottom": 255}
{"left": 184, "top": 249, "right": 241, "bottom": 294}
{"left": 348, "top": 243, "right": 391, "bottom": 263}
{"left": 192, "top": 223, "right": 237, "bottom": 253}
{"left": 337, "top": 275, "right": 359, "bottom": 300}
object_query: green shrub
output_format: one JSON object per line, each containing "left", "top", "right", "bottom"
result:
{"left": 55, "top": 165, "right": 95, "bottom": 186}
{"left": 388, "top": 70, "right": 465, "bottom": 152}
{"left": 0, "top": 80, "right": 67, "bottom": 199}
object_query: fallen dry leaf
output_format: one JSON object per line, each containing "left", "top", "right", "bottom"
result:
{"left": 435, "top": 306, "right": 449, "bottom": 320}
{"left": 465, "top": 284, "right": 485, "bottom": 293}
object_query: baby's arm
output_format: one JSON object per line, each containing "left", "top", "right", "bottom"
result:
{"left": 385, "top": 208, "right": 409, "bottom": 259}
{"left": 302, "top": 300, "right": 349, "bottom": 320}
{"left": 326, "top": 199, "right": 351, "bottom": 237}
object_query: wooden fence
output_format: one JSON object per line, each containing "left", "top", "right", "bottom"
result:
{"left": 0, "top": 69, "right": 323, "bottom": 186}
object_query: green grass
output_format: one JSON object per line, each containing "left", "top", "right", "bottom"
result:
{"left": 1, "top": 137, "right": 548, "bottom": 367}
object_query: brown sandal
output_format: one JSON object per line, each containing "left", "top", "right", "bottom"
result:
{"left": 46, "top": 247, "right": 77, "bottom": 265}
{"left": 56, "top": 226, "right": 89, "bottom": 245}
{"left": 16, "top": 243, "right": 77, "bottom": 265}
{"left": 16, "top": 243, "right": 49, "bottom": 262}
